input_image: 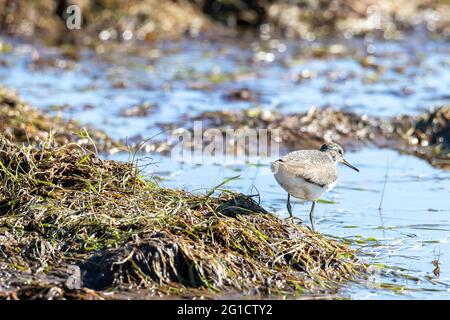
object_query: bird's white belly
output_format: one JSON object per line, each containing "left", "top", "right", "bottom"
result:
{"left": 274, "top": 168, "right": 336, "bottom": 201}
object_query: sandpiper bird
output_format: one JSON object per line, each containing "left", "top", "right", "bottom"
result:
{"left": 271, "top": 142, "right": 359, "bottom": 231}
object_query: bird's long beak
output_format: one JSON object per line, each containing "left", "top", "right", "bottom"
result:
{"left": 342, "top": 159, "right": 359, "bottom": 172}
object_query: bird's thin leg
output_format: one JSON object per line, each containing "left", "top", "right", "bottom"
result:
{"left": 287, "top": 194, "right": 293, "bottom": 218}
{"left": 309, "top": 201, "right": 316, "bottom": 231}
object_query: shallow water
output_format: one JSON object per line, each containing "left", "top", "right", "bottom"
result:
{"left": 1, "top": 34, "right": 450, "bottom": 299}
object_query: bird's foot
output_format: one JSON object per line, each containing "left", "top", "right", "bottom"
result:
{"left": 286, "top": 216, "right": 303, "bottom": 224}
{"left": 306, "top": 223, "right": 316, "bottom": 232}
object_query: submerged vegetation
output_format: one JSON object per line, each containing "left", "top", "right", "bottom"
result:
{"left": 0, "top": 134, "right": 366, "bottom": 299}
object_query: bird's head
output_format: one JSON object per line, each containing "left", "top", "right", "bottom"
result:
{"left": 320, "top": 142, "right": 359, "bottom": 172}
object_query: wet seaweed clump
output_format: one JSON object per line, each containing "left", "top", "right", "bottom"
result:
{"left": 173, "top": 105, "right": 449, "bottom": 169}
{"left": 191, "top": 106, "right": 385, "bottom": 151}
{"left": 0, "top": 135, "right": 365, "bottom": 299}
{"left": 394, "top": 105, "right": 450, "bottom": 168}
{"left": 0, "top": 86, "right": 120, "bottom": 152}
